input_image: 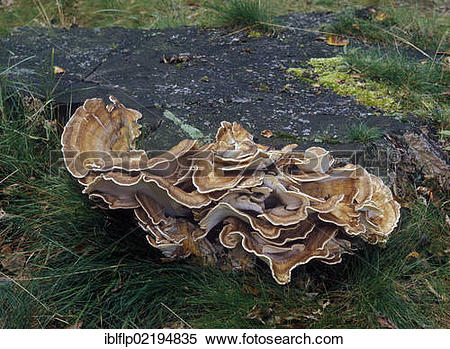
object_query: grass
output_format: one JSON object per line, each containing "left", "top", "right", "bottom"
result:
{"left": 0, "top": 0, "right": 206, "bottom": 36}
{"left": 204, "top": 0, "right": 276, "bottom": 31}
{"left": 0, "top": 0, "right": 418, "bottom": 37}
{"left": 343, "top": 48, "right": 449, "bottom": 129}
{"left": 322, "top": 2, "right": 449, "bottom": 136}
{"left": 326, "top": 3, "right": 449, "bottom": 54}
{"left": 1, "top": 65, "right": 449, "bottom": 328}
{"left": 346, "top": 123, "right": 382, "bottom": 143}
{"left": 0, "top": 0, "right": 449, "bottom": 329}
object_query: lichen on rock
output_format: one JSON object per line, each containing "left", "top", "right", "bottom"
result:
{"left": 287, "top": 56, "right": 402, "bottom": 114}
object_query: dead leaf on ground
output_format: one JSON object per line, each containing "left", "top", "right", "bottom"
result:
{"left": 261, "top": 129, "right": 274, "bottom": 138}
{"left": 374, "top": 11, "right": 390, "bottom": 21}
{"left": 161, "top": 53, "right": 191, "bottom": 64}
{"left": 326, "top": 36, "right": 349, "bottom": 46}
{"left": 406, "top": 251, "right": 419, "bottom": 260}
{"left": 164, "top": 321, "right": 187, "bottom": 329}
{"left": 66, "top": 321, "right": 83, "bottom": 329}
{"left": 376, "top": 315, "right": 398, "bottom": 329}
{"left": 0, "top": 244, "right": 26, "bottom": 274}
{"left": 53, "top": 65, "right": 66, "bottom": 74}
{"left": 245, "top": 305, "right": 273, "bottom": 325}
{"left": 242, "top": 284, "right": 260, "bottom": 296}
{"left": 369, "top": 8, "right": 390, "bottom": 22}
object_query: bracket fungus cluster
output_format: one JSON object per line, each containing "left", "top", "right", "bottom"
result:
{"left": 62, "top": 96, "right": 401, "bottom": 284}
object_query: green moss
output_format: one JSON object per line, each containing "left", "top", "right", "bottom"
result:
{"left": 287, "top": 56, "right": 402, "bottom": 114}
{"left": 273, "top": 131, "right": 303, "bottom": 142}
{"left": 286, "top": 67, "right": 315, "bottom": 84}
{"left": 248, "top": 30, "right": 262, "bottom": 38}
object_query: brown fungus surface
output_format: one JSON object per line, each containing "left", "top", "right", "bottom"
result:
{"left": 62, "top": 96, "right": 401, "bottom": 285}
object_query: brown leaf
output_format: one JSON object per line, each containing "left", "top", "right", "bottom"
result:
{"left": 0, "top": 248, "right": 26, "bottom": 274}
{"left": 261, "top": 129, "right": 274, "bottom": 138}
{"left": 66, "top": 321, "right": 83, "bottom": 329}
{"left": 245, "top": 305, "right": 273, "bottom": 324}
{"left": 53, "top": 65, "right": 66, "bottom": 74}
{"left": 242, "top": 284, "right": 261, "bottom": 296}
{"left": 376, "top": 315, "right": 398, "bottom": 329}
{"left": 164, "top": 321, "right": 187, "bottom": 329}
{"left": 326, "top": 36, "right": 349, "bottom": 46}
{"left": 406, "top": 251, "right": 419, "bottom": 260}
{"left": 374, "top": 11, "right": 390, "bottom": 22}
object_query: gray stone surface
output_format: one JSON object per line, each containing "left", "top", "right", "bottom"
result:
{"left": 0, "top": 12, "right": 412, "bottom": 154}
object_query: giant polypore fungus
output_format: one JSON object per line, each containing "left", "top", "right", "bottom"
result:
{"left": 62, "top": 96, "right": 401, "bottom": 284}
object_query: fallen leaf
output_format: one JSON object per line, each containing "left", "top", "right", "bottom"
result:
{"left": 326, "top": 36, "right": 349, "bottom": 46}
{"left": 161, "top": 53, "right": 194, "bottom": 64}
{"left": 374, "top": 11, "right": 390, "bottom": 21}
{"left": 245, "top": 305, "right": 273, "bottom": 324}
{"left": 66, "top": 321, "right": 83, "bottom": 329}
{"left": 53, "top": 65, "right": 66, "bottom": 74}
{"left": 352, "top": 23, "right": 360, "bottom": 29}
{"left": 261, "top": 129, "right": 274, "bottom": 138}
{"left": 164, "top": 321, "right": 187, "bottom": 329}
{"left": 376, "top": 315, "right": 398, "bottom": 329}
{"left": 407, "top": 251, "right": 419, "bottom": 259}
{"left": 0, "top": 247, "right": 26, "bottom": 274}
{"left": 242, "top": 284, "right": 260, "bottom": 296}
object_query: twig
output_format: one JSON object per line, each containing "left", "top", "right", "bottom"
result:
{"left": 17, "top": 264, "right": 127, "bottom": 281}
{"left": 226, "top": 25, "right": 251, "bottom": 36}
{"left": 0, "top": 270, "right": 51, "bottom": 312}
{"left": 378, "top": 27, "right": 432, "bottom": 59}
{"left": 430, "top": 30, "right": 448, "bottom": 71}
{"left": 160, "top": 302, "right": 192, "bottom": 328}
{"left": 257, "top": 21, "right": 345, "bottom": 37}
{"left": 0, "top": 168, "right": 19, "bottom": 184}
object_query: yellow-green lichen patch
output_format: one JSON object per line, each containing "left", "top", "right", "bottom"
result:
{"left": 287, "top": 56, "right": 402, "bottom": 114}
{"left": 248, "top": 30, "right": 262, "bottom": 38}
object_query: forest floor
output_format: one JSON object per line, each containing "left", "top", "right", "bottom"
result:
{"left": 0, "top": 0, "right": 448, "bottom": 328}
